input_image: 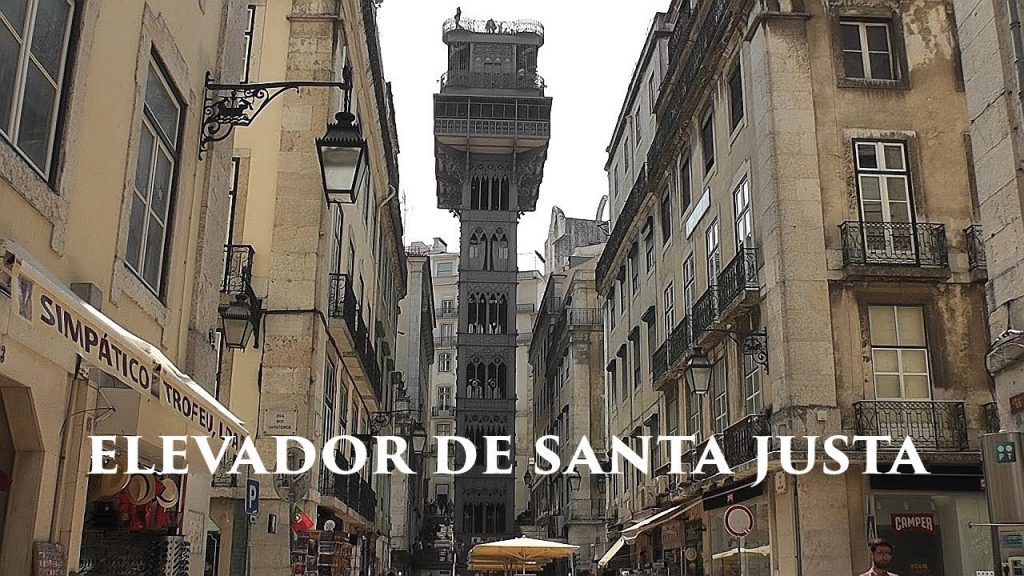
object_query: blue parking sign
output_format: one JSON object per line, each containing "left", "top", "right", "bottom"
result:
{"left": 245, "top": 478, "right": 260, "bottom": 515}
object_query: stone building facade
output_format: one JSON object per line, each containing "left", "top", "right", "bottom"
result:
{"left": 597, "top": 1, "right": 996, "bottom": 575}
{"left": 0, "top": 0, "right": 249, "bottom": 574}
{"left": 210, "top": 0, "right": 407, "bottom": 574}
{"left": 432, "top": 12, "right": 551, "bottom": 571}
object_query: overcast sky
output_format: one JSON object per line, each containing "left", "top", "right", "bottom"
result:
{"left": 376, "top": 0, "right": 666, "bottom": 272}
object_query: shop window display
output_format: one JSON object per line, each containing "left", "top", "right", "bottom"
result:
{"left": 708, "top": 500, "right": 770, "bottom": 576}
{"left": 871, "top": 492, "right": 994, "bottom": 576}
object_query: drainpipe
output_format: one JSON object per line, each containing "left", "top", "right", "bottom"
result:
{"left": 1007, "top": 0, "right": 1024, "bottom": 108}
{"left": 793, "top": 476, "right": 803, "bottom": 575}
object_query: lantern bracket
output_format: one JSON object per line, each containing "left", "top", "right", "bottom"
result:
{"left": 199, "top": 67, "right": 352, "bottom": 159}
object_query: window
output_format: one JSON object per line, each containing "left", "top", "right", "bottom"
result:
{"left": 437, "top": 423, "right": 452, "bottom": 436}
{"left": 608, "top": 286, "right": 617, "bottom": 329}
{"left": 733, "top": 177, "right": 752, "bottom": 250}
{"left": 241, "top": 5, "right": 257, "bottom": 82}
{"left": 339, "top": 384, "right": 349, "bottom": 426}
{"left": 608, "top": 363, "right": 618, "bottom": 413}
{"left": 683, "top": 256, "right": 695, "bottom": 313}
{"left": 618, "top": 347, "right": 628, "bottom": 401}
{"left": 647, "top": 318, "right": 657, "bottom": 372}
{"left": 437, "top": 261, "right": 454, "bottom": 277}
{"left": 438, "top": 353, "right": 452, "bottom": 372}
{"left": 438, "top": 386, "right": 452, "bottom": 408}
{"left": 441, "top": 299, "right": 455, "bottom": 315}
{"left": 856, "top": 141, "right": 911, "bottom": 223}
{"left": 440, "top": 323, "right": 453, "bottom": 338}
{"left": 666, "top": 392, "right": 679, "bottom": 435}
{"left": 663, "top": 283, "right": 674, "bottom": 337}
{"left": 661, "top": 185, "right": 673, "bottom": 244}
{"left": 840, "top": 20, "right": 895, "bottom": 80}
{"left": 728, "top": 61, "right": 744, "bottom": 132}
{"left": 629, "top": 244, "right": 639, "bottom": 295}
{"left": 623, "top": 134, "right": 630, "bottom": 173}
{"left": 611, "top": 164, "right": 619, "bottom": 203}
{"left": 0, "top": 0, "right": 75, "bottom": 175}
{"left": 322, "top": 358, "right": 337, "bottom": 484}
{"left": 331, "top": 202, "right": 344, "bottom": 273}
{"left": 631, "top": 332, "right": 641, "bottom": 389}
{"left": 869, "top": 305, "right": 930, "bottom": 398}
{"left": 700, "top": 106, "right": 715, "bottom": 174}
{"left": 679, "top": 155, "right": 692, "bottom": 213}
{"left": 711, "top": 360, "right": 728, "bottom": 433}
{"left": 643, "top": 217, "right": 655, "bottom": 272}
{"left": 618, "top": 269, "right": 627, "bottom": 312}
{"left": 687, "top": 387, "right": 703, "bottom": 442}
{"left": 742, "top": 347, "right": 763, "bottom": 416}
{"left": 126, "top": 60, "right": 183, "bottom": 293}
{"left": 634, "top": 109, "right": 642, "bottom": 146}
{"left": 706, "top": 221, "right": 721, "bottom": 285}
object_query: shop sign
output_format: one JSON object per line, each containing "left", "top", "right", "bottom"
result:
{"left": 1000, "top": 532, "right": 1024, "bottom": 549}
{"left": 1010, "top": 393, "right": 1024, "bottom": 415}
{"left": 892, "top": 513, "right": 935, "bottom": 535}
{"left": 9, "top": 254, "right": 248, "bottom": 441}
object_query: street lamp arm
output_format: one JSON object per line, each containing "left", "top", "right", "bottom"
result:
{"left": 199, "top": 69, "right": 353, "bottom": 158}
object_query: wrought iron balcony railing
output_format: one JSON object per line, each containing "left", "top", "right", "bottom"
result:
{"left": 434, "top": 117, "right": 550, "bottom": 139}
{"left": 840, "top": 221, "right": 949, "bottom": 268}
{"left": 691, "top": 286, "right": 719, "bottom": 338}
{"left": 720, "top": 414, "right": 770, "bottom": 468}
{"left": 442, "top": 16, "right": 545, "bottom": 38}
{"left": 431, "top": 405, "right": 455, "bottom": 418}
{"left": 652, "top": 342, "right": 668, "bottom": 381}
{"left": 222, "top": 244, "right": 255, "bottom": 294}
{"left": 596, "top": 164, "right": 647, "bottom": 286}
{"left": 717, "top": 247, "right": 758, "bottom": 309}
{"left": 667, "top": 316, "right": 692, "bottom": 367}
{"left": 568, "top": 307, "right": 604, "bottom": 327}
{"left": 439, "top": 308, "right": 458, "bottom": 318}
{"left": 330, "top": 466, "right": 377, "bottom": 522}
{"left": 440, "top": 69, "right": 545, "bottom": 91}
{"left": 965, "top": 224, "right": 987, "bottom": 270}
{"left": 983, "top": 401, "right": 1000, "bottom": 433}
{"left": 853, "top": 400, "right": 969, "bottom": 451}
{"left": 435, "top": 335, "right": 457, "bottom": 348}
{"left": 328, "top": 273, "right": 358, "bottom": 331}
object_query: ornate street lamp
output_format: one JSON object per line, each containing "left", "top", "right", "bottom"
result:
{"left": 219, "top": 293, "right": 261, "bottom": 349}
{"left": 410, "top": 421, "right": 428, "bottom": 456}
{"left": 523, "top": 469, "right": 534, "bottom": 490}
{"left": 684, "top": 347, "right": 713, "bottom": 395}
{"left": 566, "top": 470, "right": 583, "bottom": 492}
{"left": 316, "top": 111, "right": 366, "bottom": 204}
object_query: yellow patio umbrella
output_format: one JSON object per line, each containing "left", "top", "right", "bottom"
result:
{"left": 468, "top": 537, "right": 579, "bottom": 575}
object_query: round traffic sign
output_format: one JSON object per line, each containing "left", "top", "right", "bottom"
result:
{"left": 724, "top": 504, "right": 754, "bottom": 538}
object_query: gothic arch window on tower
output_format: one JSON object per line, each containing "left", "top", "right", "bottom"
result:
{"left": 466, "top": 360, "right": 507, "bottom": 399}
{"left": 492, "top": 229, "right": 509, "bottom": 270}
{"left": 467, "top": 292, "right": 508, "bottom": 333}
{"left": 470, "top": 176, "right": 510, "bottom": 210}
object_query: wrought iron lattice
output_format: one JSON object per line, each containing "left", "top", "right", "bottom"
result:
{"left": 717, "top": 247, "right": 758, "bottom": 308}
{"left": 840, "top": 221, "right": 949, "bottom": 267}
{"left": 198, "top": 70, "right": 350, "bottom": 158}
{"left": 720, "top": 413, "right": 771, "bottom": 468}
{"left": 222, "top": 244, "right": 254, "bottom": 294}
{"left": 853, "top": 400, "right": 969, "bottom": 451}
{"left": 966, "top": 224, "right": 987, "bottom": 270}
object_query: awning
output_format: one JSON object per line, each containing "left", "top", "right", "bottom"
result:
{"left": 596, "top": 537, "right": 625, "bottom": 568}
{"left": 2, "top": 240, "right": 249, "bottom": 442}
{"left": 622, "top": 503, "right": 688, "bottom": 543}
{"left": 711, "top": 545, "right": 771, "bottom": 560}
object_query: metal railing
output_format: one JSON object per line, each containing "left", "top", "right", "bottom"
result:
{"left": 431, "top": 406, "right": 455, "bottom": 417}
{"left": 439, "top": 308, "right": 458, "bottom": 318}
{"left": 853, "top": 400, "right": 969, "bottom": 451}
{"left": 222, "top": 244, "right": 255, "bottom": 294}
{"left": 434, "top": 117, "right": 550, "bottom": 139}
{"left": 840, "top": 221, "right": 949, "bottom": 268}
{"left": 966, "top": 224, "right": 987, "bottom": 270}
{"left": 442, "top": 16, "right": 545, "bottom": 37}
{"left": 668, "top": 317, "right": 692, "bottom": 367}
{"left": 328, "top": 273, "right": 358, "bottom": 329}
{"left": 984, "top": 401, "right": 1001, "bottom": 433}
{"left": 440, "top": 69, "right": 545, "bottom": 91}
{"left": 652, "top": 342, "right": 668, "bottom": 381}
{"left": 717, "top": 247, "right": 758, "bottom": 309}
{"left": 596, "top": 164, "right": 647, "bottom": 286}
{"left": 691, "top": 286, "right": 719, "bottom": 338}
{"left": 331, "top": 465, "right": 377, "bottom": 522}
{"left": 720, "top": 414, "right": 770, "bottom": 468}
{"left": 435, "top": 335, "right": 457, "bottom": 348}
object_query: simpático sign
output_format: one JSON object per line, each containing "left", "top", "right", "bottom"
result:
{"left": 8, "top": 247, "right": 247, "bottom": 442}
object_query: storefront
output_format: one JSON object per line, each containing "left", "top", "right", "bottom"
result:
{"left": 0, "top": 240, "right": 249, "bottom": 574}
{"left": 702, "top": 484, "right": 770, "bottom": 576}
{"left": 868, "top": 467, "right": 995, "bottom": 576}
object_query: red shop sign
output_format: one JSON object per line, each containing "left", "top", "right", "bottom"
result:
{"left": 892, "top": 513, "right": 936, "bottom": 535}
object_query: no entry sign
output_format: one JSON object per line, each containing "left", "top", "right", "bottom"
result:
{"left": 724, "top": 504, "right": 754, "bottom": 538}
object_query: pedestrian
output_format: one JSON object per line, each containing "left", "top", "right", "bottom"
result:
{"left": 859, "top": 538, "right": 899, "bottom": 576}
{"left": 486, "top": 18, "right": 496, "bottom": 33}
{"left": 454, "top": 7, "right": 461, "bottom": 29}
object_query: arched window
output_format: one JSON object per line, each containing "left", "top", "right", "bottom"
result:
{"left": 470, "top": 177, "right": 482, "bottom": 209}
{"left": 496, "top": 233, "right": 509, "bottom": 270}
{"left": 500, "top": 177, "right": 510, "bottom": 210}
{"left": 469, "top": 231, "right": 484, "bottom": 269}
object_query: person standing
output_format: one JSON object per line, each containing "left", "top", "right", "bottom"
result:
{"left": 859, "top": 539, "right": 900, "bottom": 576}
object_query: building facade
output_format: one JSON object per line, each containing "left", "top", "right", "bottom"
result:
{"left": 0, "top": 0, "right": 250, "bottom": 574}
{"left": 432, "top": 12, "right": 551, "bottom": 568}
{"left": 597, "top": 1, "right": 996, "bottom": 575}
{"left": 210, "top": 0, "right": 407, "bottom": 575}
{"left": 525, "top": 207, "right": 609, "bottom": 574}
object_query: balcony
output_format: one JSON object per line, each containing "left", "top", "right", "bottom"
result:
{"left": 720, "top": 414, "right": 771, "bottom": 469}
{"left": 653, "top": 317, "right": 693, "bottom": 391}
{"left": 596, "top": 164, "right": 647, "bottom": 286}
{"left": 652, "top": 342, "right": 668, "bottom": 382}
{"left": 442, "top": 16, "right": 545, "bottom": 39}
{"left": 328, "top": 466, "right": 377, "bottom": 523}
{"left": 435, "top": 335, "right": 457, "bottom": 348}
{"left": 327, "top": 273, "right": 382, "bottom": 403}
{"left": 434, "top": 117, "right": 550, "bottom": 140}
{"left": 431, "top": 405, "right": 456, "bottom": 418}
{"left": 440, "top": 69, "right": 545, "bottom": 92}
{"left": 966, "top": 224, "right": 987, "bottom": 281}
{"left": 222, "top": 244, "right": 255, "bottom": 295}
{"left": 691, "top": 286, "right": 719, "bottom": 342}
{"left": 716, "top": 247, "right": 759, "bottom": 318}
{"left": 840, "top": 222, "right": 949, "bottom": 280}
{"left": 439, "top": 308, "right": 458, "bottom": 319}
{"left": 853, "top": 400, "right": 969, "bottom": 451}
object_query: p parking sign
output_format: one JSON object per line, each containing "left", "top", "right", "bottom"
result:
{"left": 245, "top": 478, "right": 260, "bottom": 515}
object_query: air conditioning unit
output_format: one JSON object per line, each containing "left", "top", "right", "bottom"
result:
{"left": 655, "top": 475, "right": 670, "bottom": 497}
